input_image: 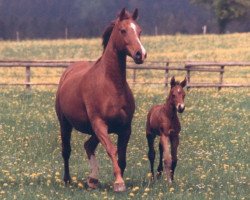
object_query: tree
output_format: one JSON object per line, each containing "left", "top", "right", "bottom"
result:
{"left": 191, "top": 0, "right": 250, "bottom": 33}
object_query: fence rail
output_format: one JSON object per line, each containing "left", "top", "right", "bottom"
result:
{"left": 0, "top": 60, "right": 250, "bottom": 90}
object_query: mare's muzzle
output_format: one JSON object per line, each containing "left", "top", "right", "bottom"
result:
{"left": 133, "top": 50, "right": 147, "bottom": 64}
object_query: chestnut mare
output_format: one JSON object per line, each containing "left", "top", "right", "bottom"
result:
{"left": 55, "top": 8, "right": 146, "bottom": 192}
{"left": 146, "top": 77, "right": 186, "bottom": 184}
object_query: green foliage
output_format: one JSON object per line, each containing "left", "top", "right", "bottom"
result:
{"left": 0, "top": 87, "right": 249, "bottom": 199}
{"left": 191, "top": 0, "right": 250, "bottom": 33}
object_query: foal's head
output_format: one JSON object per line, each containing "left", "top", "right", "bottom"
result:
{"left": 169, "top": 76, "right": 187, "bottom": 113}
{"left": 103, "top": 8, "right": 147, "bottom": 64}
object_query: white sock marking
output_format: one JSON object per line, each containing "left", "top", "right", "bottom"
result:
{"left": 88, "top": 155, "right": 99, "bottom": 179}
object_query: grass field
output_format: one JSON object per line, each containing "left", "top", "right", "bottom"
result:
{"left": 0, "top": 33, "right": 249, "bottom": 199}
{"left": 0, "top": 87, "right": 249, "bottom": 199}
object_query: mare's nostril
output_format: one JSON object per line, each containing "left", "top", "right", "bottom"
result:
{"left": 135, "top": 51, "right": 142, "bottom": 60}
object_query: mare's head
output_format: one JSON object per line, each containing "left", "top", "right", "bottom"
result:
{"left": 102, "top": 8, "right": 147, "bottom": 64}
{"left": 169, "top": 76, "right": 187, "bottom": 113}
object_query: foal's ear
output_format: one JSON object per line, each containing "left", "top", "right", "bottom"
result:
{"left": 180, "top": 77, "right": 187, "bottom": 88}
{"left": 132, "top": 8, "right": 138, "bottom": 20}
{"left": 170, "top": 76, "right": 176, "bottom": 88}
{"left": 119, "top": 8, "right": 126, "bottom": 20}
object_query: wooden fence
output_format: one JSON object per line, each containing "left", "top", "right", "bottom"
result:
{"left": 0, "top": 60, "right": 250, "bottom": 90}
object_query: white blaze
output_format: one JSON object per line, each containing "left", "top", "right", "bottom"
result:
{"left": 130, "top": 23, "right": 146, "bottom": 56}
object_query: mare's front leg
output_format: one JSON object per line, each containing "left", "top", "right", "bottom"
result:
{"left": 160, "top": 134, "right": 173, "bottom": 184}
{"left": 117, "top": 125, "right": 131, "bottom": 177}
{"left": 91, "top": 118, "right": 125, "bottom": 192}
{"left": 84, "top": 135, "right": 100, "bottom": 189}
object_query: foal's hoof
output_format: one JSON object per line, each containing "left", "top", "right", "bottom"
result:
{"left": 156, "top": 172, "right": 162, "bottom": 179}
{"left": 113, "top": 182, "right": 126, "bottom": 192}
{"left": 87, "top": 177, "right": 99, "bottom": 189}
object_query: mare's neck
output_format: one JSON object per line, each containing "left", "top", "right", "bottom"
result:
{"left": 164, "top": 94, "right": 177, "bottom": 119}
{"left": 101, "top": 43, "right": 127, "bottom": 85}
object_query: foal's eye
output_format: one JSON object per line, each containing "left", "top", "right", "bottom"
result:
{"left": 120, "top": 29, "right": 126, "bottom": 34}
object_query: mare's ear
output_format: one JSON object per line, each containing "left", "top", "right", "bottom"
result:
{"left": 132, "top": 8, "right": 138, "bottom": 20}
{"left": 170, "top": 76, "right": 176, "bottom": 88}
{"left": 119, "top": 8, "right": 126, "bottom": 21}
{"left": 180, "top": 77, "right": 187, "bottom": 88}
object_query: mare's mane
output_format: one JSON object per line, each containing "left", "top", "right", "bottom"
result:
{"left": 102, "top": 21, "right": 115, "bottom": 51}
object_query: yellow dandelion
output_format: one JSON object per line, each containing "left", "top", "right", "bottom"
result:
{"left": 144, "top": 187, "right": 150, "bottom": 192}
{"left": 55, "top": 172, "right": 60, "bottom": 176}
{"left": 78, "top": 182, "right": 84, "bottom": 189}
{"left": 129, "top": 192, "right": 135, "bottom": 197}
{"left": 147, "top": 173, "right": 152, "bottom": 178}
{"left": 200, "top": 174, "right": 206, "bottom": 179}
{"left": 3, "top": 183, "right": 8, "bottom": 187}
{"left": 223, "top": 164, "right": 229, "bottom": 171}
{"left": 47, "top": 180, "right": 51, "bottom": 186}
{"left": 132, "top": 186, "right": 140, "bottom": 192}
{"left": 169, "top": 187, "right": 174, "bottom": 192}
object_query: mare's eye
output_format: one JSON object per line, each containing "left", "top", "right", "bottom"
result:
{"left": 121, "top": 29, "right": 126, "bottom": 34}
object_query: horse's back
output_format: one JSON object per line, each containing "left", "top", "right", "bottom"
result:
{"left": 58, "top": 61, "right": 93, "bottom": 86}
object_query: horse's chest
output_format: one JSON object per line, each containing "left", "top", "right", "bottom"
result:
{"left": 105, "top": 102, "right": 130, "bottom": 123}
{"left": 104, "top": 97, "right": 134, "bottom": 126}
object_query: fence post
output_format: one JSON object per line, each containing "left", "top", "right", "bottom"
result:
{"left": 218, "top": 65, "right": 224, "bottom": 91}
{"left": 164, "top": 62, "right": 169, "bottom": 94}
{"left": 186, "top": 65, "right": 191, "bottom": 91}
{"left": 25, "top": 66, "right": 31, "bottom": 90}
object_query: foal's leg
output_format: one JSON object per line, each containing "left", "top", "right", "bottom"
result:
{"left": 60, "top": 119, "right": 73, "bottom": 184}
{"left": 160, "top": 134, "right": 172, "bottom": 184}
{"left": 146, "top": 133, "right": 156, "bottom": 178}
{"left": 117, "top": 126, "right": 131, "bottom": 177}
{"left": 91, "top": 118, "right": 125, "bottom": 192}
{"left": 156, "top": 142, "right": 163, "bottom": 178}
{"left": 84, "top": 135, "right": 100, "bottom": 189}
{"left": 170, "top": 135, "right": 179, "bottom": 181}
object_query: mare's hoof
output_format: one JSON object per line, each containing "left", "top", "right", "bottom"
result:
{"left": 113, "top": 182, "right": 126, "bottom": 192}
{"left": 87, "top": 177, "right": 99, "bottom": 189}
{"left": 63, "top": 177, "right": 71, "bottom": 186}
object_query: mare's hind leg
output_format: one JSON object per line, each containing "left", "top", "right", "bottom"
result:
{"left": 156, "top": 142, "right": 163, "bottom": 178}
{"left": 84, "top": 135, "right": 100, "bottom": 189}
{"left": 146, "top": 133, "right": 156, "bottom": 178}
{"left": 170, "top": 135, "right": 179, "bottom": 181}
{"left": 60, "top": 118, "right": 73, "bottom": 184}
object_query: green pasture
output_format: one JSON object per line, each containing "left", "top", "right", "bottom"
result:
{"left": 0, "top": 87, "right": 249, "bottom": 199}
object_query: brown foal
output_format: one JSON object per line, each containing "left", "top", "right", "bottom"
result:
{"left": 55, "top": 8, "right": 146, "bottom": 192}
{"left": 146, "top": 76, "right": 187, "bottom": 184}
